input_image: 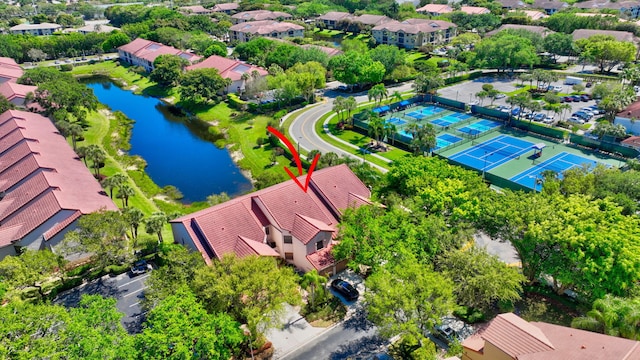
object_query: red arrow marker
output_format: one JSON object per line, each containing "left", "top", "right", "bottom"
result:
{"left": 267, "top": 126, "right": 320, "bottom": 193}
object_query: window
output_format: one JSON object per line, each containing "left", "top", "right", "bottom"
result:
{"left": 316, "top": 241, "right": 324, "bottom": 251}
{"left": 285, "top": 252, "right": 294, "bottom": 260}
{"left": 284, "top": 235, "right": 293, "bottom": 244}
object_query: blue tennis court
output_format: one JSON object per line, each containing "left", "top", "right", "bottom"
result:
{"left": 434, "top": 133, "right": 463, "bottom": 150}
{"left": 386, "top": 117, "right": 407, "bottom": 126}
{"left": 406, "top": 105, "right": 445, "bottom": 120}
{"left": 457, "top": 120, "right": 501, "bottom": 137}
{"left": 510, "top": 152, "right": 601, "bottom": 191}
{"left": 450, "top": 135, "right": 535, "bottom": 171}
{"left": 431, "top": 113, "right": 473, "bottom": 128}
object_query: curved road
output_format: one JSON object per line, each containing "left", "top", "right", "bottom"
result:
{"left": 288, "top": 82, "right": 415, "bottom": 173}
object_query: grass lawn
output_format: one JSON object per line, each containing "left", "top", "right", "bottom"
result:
{"left": 406, "top": 52, "right": 427, "bottom": 62}
{"left": 313, "top": 28, "right": 343, "bottom": 37}
{"left": 71, "top": 61, "right": 161, "bottom": 96}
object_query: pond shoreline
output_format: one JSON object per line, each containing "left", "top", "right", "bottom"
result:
{"left": 82, "top": 76, "right": 253, "bottom": 203}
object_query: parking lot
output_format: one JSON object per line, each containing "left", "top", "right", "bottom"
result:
{"left": 54, "top": 270, "right": 150, "bottom": 334}
{"left": 438, "top": 74, "right": 603, "bottom": 132}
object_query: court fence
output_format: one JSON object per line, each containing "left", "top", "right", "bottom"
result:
{"left": 569, "top": 134, "right": 639, "bottom": 158}
{"left": 511, "top": 119, "right": 565, "bottom": 140}
{"left": 471, "top": 105, "right": 510, "bottom": 121}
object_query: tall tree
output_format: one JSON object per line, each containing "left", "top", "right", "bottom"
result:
{"left": 413, "top": 73, "right": 444, "bottom": 95}
{"left": 572, "top": 295, "right": 640, "bottom": 340}
{"left": 179, "top": 68, "right": 230, "bottom": 103}
{"left": 145, "top": 212, "right": 169, "bottom": 244}
{"left": 368, "top": 83, "right": 388, "bottom": 106}
{"left": 150, "top": 54, "right": 189, "bottom": 87}
{"left": 301, "top": 269, "right": 327, "bottom": 310}
{"left": 192, "top": 254, "right": 301, "bottom": 338}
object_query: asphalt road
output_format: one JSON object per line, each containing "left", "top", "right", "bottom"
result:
{"left": 280, "top": 308, "right": 387, "bottom": 360}
{"left": 288, "top": 81, "right": 415, "bottom": 173}
{"left": 54, "top": 271, "right": 150, "bottom": 334}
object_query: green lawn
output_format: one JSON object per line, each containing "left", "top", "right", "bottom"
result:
{"left": 313, "top": 28, "right": 343, "bottom": 37}
{"left": 406, "top": 52, "right": 427, "bottom": 62}
{"left": 71, "top": 61, "right": 160, "bottom": 96}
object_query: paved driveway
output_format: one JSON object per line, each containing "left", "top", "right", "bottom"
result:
{"left": 54, "top": 271, "right": 150, "bottom": 334}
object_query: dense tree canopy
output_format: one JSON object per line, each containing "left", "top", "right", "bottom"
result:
{"left": 473, "top": 33, "right": 539, "bottom": 71}
{"left": 328, "top": 51, "right": 385, "bottom": 86}
{"left": 179, "top": 68, "right": 231, "bottom": 103}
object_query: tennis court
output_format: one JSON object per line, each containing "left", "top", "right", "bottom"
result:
{"left": 510, "top": 152, "right": 602, "bottom": 190}
{"left": 406, "top": 105, "right": 445, "bottom": 120}
{"left": 430, "top": 113, "right": 473, "bottom": 128}
{"left": 386, "top": 117, "right": 407, "bottom": 126}
{"left": 456, "top": 119, "right": 502, "bottom": 137}
{"left": 450, "top": 135, "right": 536, "bottom": 171}
{"left": 434, "top": 133, "right": 463, "bottom": 151}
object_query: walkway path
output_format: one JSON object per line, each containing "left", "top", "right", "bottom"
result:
{"left": 287, "top": 82, "right": 415, "bottom": 174}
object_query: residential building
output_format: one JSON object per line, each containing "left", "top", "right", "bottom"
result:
{"left": 231, "top": 10, "right": 292, "bottom": 24}
{"left": 10, "top": 23, "right": 61, "bottom": 35}
{"left": 349, "top": 14, "right": 393, "bottom": 32}
{"left": 499, "top": 0, "right": 527, "bottom": 10}
{"left": 615, "top": 100, "right": 640, "bottom": 135}
{"left": 372, "top": 19, "right": 458, "bottom": 49}
{"left": 0, "top": 82, "right": 36, "bottom": 107}
{"left": 0, "top": 110, "right": 118, "bottom": 259}
{"left": 117, "top": 38, "right": 202, "bottom": 72}
{"left": 416, "top": 3, "right": 452, "bottom": 16}
{"left": 186, "top": 55, "right": 268, "bottom": 93}
{"left": 316, "top": 11, "right": 351, "bottom": 30}
{"left": 300, "top": 44, "right": 343, "bottom": 57}
{"left": 229, "top": 20, "right": 304, "bottom": 42}
{"left": 576, "top": 0, "right": 640, "bottom": 19}
{"left": 486, "top": 24, "right": 555, "bottom": 38}
{"left": 621, "top": 136, "right": 640, "bottom": 150}
{"left": 514, "top": 10, "right": 548, "bottom": 21}
{"left": 170, "top": 164, "right": 372, "bottom": 275}
{"left": 460, "top": 6, "right": 491, "bottom": 15}
{"left": 0, "top": 57, "right": 23, "bottom": 84}
{"left": 76, "top": 24, "right": 119, "bottom": 34}
{"left": 462, "top": 312, "right": 640, "bottom": 360}
{"left": 571, "top": 28, "right": 636, "bottom": 43}
{"left": 211, "top": 2, "right": 239, "bottom": 14}
{"left": 179, "top": 5, "right": 214, "bottom": 15}
{"left": 531, "top": 0, "right": 568, "bottom": 14}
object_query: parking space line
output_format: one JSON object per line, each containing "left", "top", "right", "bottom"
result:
{"left": 118, "top": 274, "right": 150, "bottom": 288}
{"left": 129, "top": 301, "right": 141, "bottom": 308}
{"left": 123, "top": 288, "right": 145, "bottom": 298}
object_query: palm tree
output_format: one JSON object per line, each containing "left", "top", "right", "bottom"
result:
{"left": 528, "top": 101, "right": 543, "bottom": 123}
{"left": 85, "top": 144, "right": 106, "bottom": 177}
{"left": 384, "top": 122, "right": 397, "bottom": 145}
{"left": 414, "top": 73, "right": 444, "bottom": 95}
{"left": 333, "top": 96, "right": 346, "bottom": 121}
{"left": 117, "top": 184, "right": 135, "bottom": 208}
{"left": 558, "top": 103, "right": 572, "bottom": 121}
{"left": 391, "top": 91, "right": 403, "bottom": 105}
{"left": 301, "top": 269, "right": 328, "bottom": 310}
{"left": 476, "top": 90, "right": 488, "bottom": 106}
{"left": 368, "top": 117, "right": 385, "bottom": 145}
{"left": 344, "top": 96, "right": 357, "bottom": 125}
{"left": 571, "top": 295, "right": 640, "bottom": 340}
{"left": 368, "top": 83, "right": 388, "bottom": 106}
{"left": 76, "top": 145, "right": 89, "bottom": 167}
{"left": 123, "top": 207, "right": 144, "bottom": 243}
{"left": 102, "top": 173, "right": 127, "bottom": 199}
{"left": 68, "top": 123, "right": 83, "bottom": 150}
{"left": 145, "top": 212, "right": 169, "bottom": 244}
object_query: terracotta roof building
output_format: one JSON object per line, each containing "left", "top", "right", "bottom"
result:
{"left": 615, "top": 100, "right": 640, "bottom": 135}
{"left": 300, "top": 44, "right": 343, "bottom": 57}
{"left": 0, "top": 57, "right": 23, "bottom": 84}
{"left": 316, "top": 11, "right": 352, "bottom": 30}
{"left": 621, "top": 136, "right": 640, "bottom": 150}
{"left": 231, "top": 10, "right": 292, "bottom": 24}
{"left": 0, "top": 110, "right": 117, "bottom": 259}
{"left": 462, "top": 312, "right": 640, "bottom": 360}
{"left": 372, "top": 19, "right": 458, "bottom": 49}
{"left": 0, "top": 82, "right": 36, "bottom": 108}
{"left": 460, "top": 6, "right": 491, "bottom": 15}
{"left": 486, "top": 24, "right": 555, "bottom": 37}
{"left": 571, "top": 29, "right": 636, "bottom": 43}
{"left": 186, "top": 55, "right": 268, "bottom": 93}
{"left": 171, "top": 164, "right": 372, "bottom": 275}
{"left": 180, "top": 5, "right": 214, "bottom": 15}
{"left": 416, "top": 3, "right": 453, "bottom": 15}
{"left": 531, "top": 0, "right": 568, "bottom": 14}
{"left": 76, "top": 24, "right": 119, "bottom": 34}
{"left": 10, "top": 22, "right": 61, "bottom": 35}
{"left": 514, "top": 10, "right": 548, "bottom": 20}
{"left": 229, "top": 20, "right": 304, "bottom": 42}
{"left": 211, "top": 3, "right": 239, "bottom": 14}
{"left": 117, "top": 38, "right": 202, "bottom": 72}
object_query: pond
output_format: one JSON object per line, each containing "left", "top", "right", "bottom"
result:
{"left": 84, "top": 78, "right": 253, "bottom": 203}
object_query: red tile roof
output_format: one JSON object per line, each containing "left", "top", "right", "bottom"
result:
{"left": 0, "top": 57, "right": 23, "bottom": 83}
{"left": 306, "top": 243, "right": 337, "bottom": 271}
{"left": 291, "top": 213, "right": 335, "bottom": 245}
{"left": 229, "top": 20, "right": 304, "bottom": 35}
{"left": 621, "top": 136, "right": 640, "bottom": 148}
{"left": 232, "top": 10, "right": 292, "bottom": 21}
{"left": 617, "top": 99, "right": 640, "bottom": 119}
{"left": 460, "top": 6, "right": 490, "bottom": 14}
{"left": 300, "top": 44, "right": 343, "bottom": 57}
{"left": 416, "top": 4, "right": 452, "bottom": 13}
{"left": 212, "top": 3, "right": 239, "bottom": 11}
{"left": 43, "top": 210, "right": 81, "bottom": 241}
{"left": 172, "top": 164, "right": 370, "bottom": 264}
{"left": 572, "top": 29, "right": 635, "bottom": 43}
{"left": 0, "top": 82, "right": 36, "bottom": 102}
{"left": 118, "top": 38, "right": 202, "bottom": 65}
{"left": 463, "top": 313, "right": 640, "bottom": 360}
{"left": 372, "top": 19, "right": 457, "bottom": 35}
{"left": 0, "top": 110, "right": 117, "bottom": 248}
{"left": 186, "top": 55, "right": 268, "bottom": 82}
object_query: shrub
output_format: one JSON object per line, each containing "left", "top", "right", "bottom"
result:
{"left": 454, "top": 306, "right": 486, "bottom": 324}
{"left": 60, "top": 64, "right": 73, "bottom": 72}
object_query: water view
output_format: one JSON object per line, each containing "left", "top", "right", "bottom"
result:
{"left": 85, "top": 78, "right": 253, "bottom": 203}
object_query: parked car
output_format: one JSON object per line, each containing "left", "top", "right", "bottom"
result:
{"left": 469, "top": 100, "right": 479, "bottom": 105}
{"left": 568, "top": 116, "right": 585, "bottom": 124}
{"left": 586, "top": 82, "right": 593, "bottom": 88}
{"left": 131, "top": 260, "right": 152, "bottom": 275}
{"left": 553, "top": 85, "right": 563, "bottom": 92}
{"left": 543, "top": 115, "right": 555, "bottom": 124}
{"left": 434, "top": 324, "right": 459, "bottom": 344}
{"left": 511, "top": 107, "right": 521, "bottom": 116}
{"left": 494, "top": 93, "right": 506, "bottom": 99}
{"left": 533, "top": 113, "right": 546, "bottom": 122}
{"left": 580, "top": 94, "right": 591, "bottom": 102}
{"left": 563, "top": 96, "right": 573, "bottom": 102}
{"left": 331, "top": 279, "right": 359, "bottom": 301}
{"left": 571, "top": 95, "right": 583, "bottom": 102}
{"left": 580, "top": 108, "right": 595, "bottom": 116}
{"left": 574, "top": 111, "right": 593, "bottom": 120}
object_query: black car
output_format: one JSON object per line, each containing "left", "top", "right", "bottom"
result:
{"left": 434, "top": 324, "right": 458, "bottom": 344}
{"left": 331, "top": 279, "right": 359, "bottom": 301}
{"left": 131, "top": 260, "right": 152, "bottom": 276}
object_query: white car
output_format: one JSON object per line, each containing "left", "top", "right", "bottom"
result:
{"left": 543, "top": 115, "right": 555, "bottom": 124}
{"left": 553, "top": 85, "right": 563, "bottom": 92}
{"left": 469, "top": 100, "right": 479, "bottom": 105}
{"left": 568, "top": 117, "right": 585, "bottom": 124}
{"left": 495, "top": 93, "right": 506, "bottom": 99}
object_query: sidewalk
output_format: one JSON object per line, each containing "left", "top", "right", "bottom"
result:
{"left": 266, "top": 304, "right": 329, "bottom": 359}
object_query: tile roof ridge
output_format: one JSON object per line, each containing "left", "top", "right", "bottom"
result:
{"left": 498, "top": 313, "right": 555, "bottom": 349}
{"left": 295, "top": 213, "right": 334, "bottom": 231}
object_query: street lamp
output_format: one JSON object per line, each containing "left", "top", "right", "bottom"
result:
{"left": 297, "top": 136, "right": 301, "bottom": 155}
